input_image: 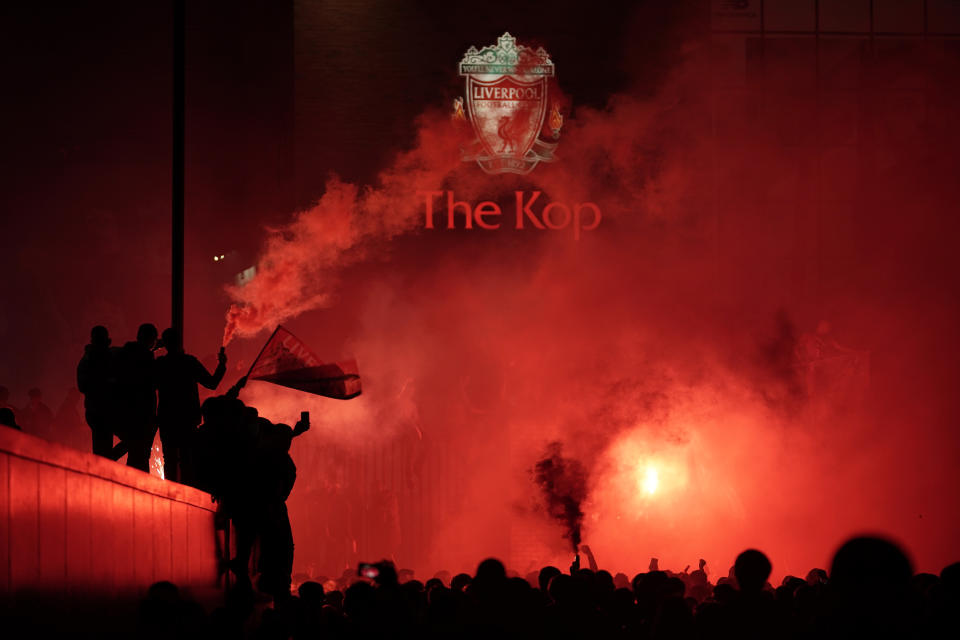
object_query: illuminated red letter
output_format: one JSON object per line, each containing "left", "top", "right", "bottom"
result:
{"left": 515, "top": 191, "right": 545, "bottom": 229}
{"left": 542, "top": 202, "right": 571, "bottom": 229}
{"left": 474, "top": 201, "right": 501, "bottom": 229}
{"left": 447, "top": 191, "right": 473, "bottom": 229}
{"left": 573, "top": 202, "right": 602, "bottom": 240}
{"left": 421, "top": 191, "right": 443, "bottom": 229}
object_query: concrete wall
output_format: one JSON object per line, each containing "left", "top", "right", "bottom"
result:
{"left": 0, "top": 427, "right": 220, "bottom": 603}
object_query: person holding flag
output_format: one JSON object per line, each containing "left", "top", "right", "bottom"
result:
{"left": 211, "top": 325, "right": 360, "bottom": 598}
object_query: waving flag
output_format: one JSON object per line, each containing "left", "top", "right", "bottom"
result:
{"left": 248, "top": 326, "right": 361, "bottom": 399}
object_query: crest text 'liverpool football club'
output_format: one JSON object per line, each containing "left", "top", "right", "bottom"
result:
{"left": 458, "top": 32, "right": 561, "bottom": 175}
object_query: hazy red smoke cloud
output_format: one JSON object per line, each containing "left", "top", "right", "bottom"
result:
{"left": 222, "top": 34, "right": 960, "bottom": 580}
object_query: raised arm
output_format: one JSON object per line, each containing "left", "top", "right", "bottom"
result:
{"left": 580, "top": 544, "right": 599, "bottom": 572}
{"left": 226, "top": 375, "right": 247, "bottom": 399}
{"left": 292, "top": 411, "right": 311, "bottom": 438}
{"left": 196, "top": 348, "right": 227, "bottom": 390}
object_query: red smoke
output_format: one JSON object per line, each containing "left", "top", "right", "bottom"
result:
{"left": 221, "top": 115, "right": 468, "bottom": 346}
{"left": 223, "top": 31, "right": 960, "bottom": 582}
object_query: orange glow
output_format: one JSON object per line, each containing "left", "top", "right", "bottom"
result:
{"left": 549, "top": 103, "right": 563, "bottom": 132}
{"left": 150, "top": 434, "right": 164, "bottom": 480}
{"left": 606, "top": 429, "right": 691, "bottom": 510}
{"left": 641, "top": 466, "right": 659, "bottom": 495}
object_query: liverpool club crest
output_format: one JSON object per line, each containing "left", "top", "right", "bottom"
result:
{"left": 459, "top": 33, "right": 560, "bottom": 175}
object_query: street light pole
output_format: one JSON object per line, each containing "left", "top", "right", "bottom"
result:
{"left": 172, "top": 0, "right": 185, "bottom": 352}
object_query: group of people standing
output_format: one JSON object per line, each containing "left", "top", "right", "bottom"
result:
{"left": 196, "top": 383, "right": 309, "bottom": 596}
{"left": 75, "top": 322, "right": 309, "bottom": 597}
{"left": 76, "top": 323, "right": 226, "bottom": 481}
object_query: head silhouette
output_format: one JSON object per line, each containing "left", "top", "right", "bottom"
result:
{"left": 161, "top": 327, "right": 181, "bottom": 353}
{"left": 90, "top": 325, "right": 110, "bottom": 346}
{"left": 940, "top": 561, "right": 960, "bottom": 595}
{"left": 137, "top": 323, "right": 158, "bottom": 348}
{"left": 539, "top": 566, "right": 561, "bottom": 592}
{"left": 475, "top": 558, "right": 506, "bottom": 585}
{"left": 373, "top": 560, "right": 398, "bottom": 587}
{"left": 690, "top": 569, "right": 708, "bottom": 586}
{"left": 450, "top": 573, "right": 471, "bottom": 592}
{"left": 0, "top": 408, "right": 19, "bottom": 429}
{"left": 734, "top": 549, "right": 772, "bottom": 593}
{"left": 298, "top": 580, "right": 325, "bottom": 606}
{"left": 830, "top": 536, "right": 912, "bottom": 600}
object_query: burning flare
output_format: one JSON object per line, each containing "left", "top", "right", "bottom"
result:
{"left": 642, "top": 466, "right": 659, "bottom": 495}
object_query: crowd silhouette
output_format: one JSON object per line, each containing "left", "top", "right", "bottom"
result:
{"left": 131, "top": 536, "right": 957, "bottom": 640}
{"left": 3, "top": 326, "right": 958, "bottom": 639}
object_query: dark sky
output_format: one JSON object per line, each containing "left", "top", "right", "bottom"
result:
{"left": 0, "top": 0, "right": 653, "bottom": 399}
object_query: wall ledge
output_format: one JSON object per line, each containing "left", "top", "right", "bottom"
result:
{"left": 0, "top": 426, "right": 215, "bottom": 511}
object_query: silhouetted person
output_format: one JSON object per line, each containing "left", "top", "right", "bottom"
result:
{"left": 137, "top": 580, "right": 207, "bottom": 639}
{"left": 451, "top": 573, "right": 472, "bottom": 593}
{"left": 0, "top": 407, "right": 21, "bottom": 431}
{"left": 538, "top": 565, "right": 561, "bottom": 592}
{"left": 155, "top": 327, "right": 226, "bottom": 483}
{"left": 726, "top": 548, "right": 779, "bottom": 639}
{"left": 198, "top": 378, "right": 266, "bottom": 593}
{"left": 256, "top": 414, "right": 309, "bottom": 599}
{"left": 734, "top": 548, "right": 772, "bottom": 594}
{"left": 77, "top": 325, "right": 118, "bottom": 457}
{"left": 0, "top": 385, "right": 15, "bottom": 412}
{"left": 116, "top": 323, "right": 159, "bottom": 472}
{"left": 20, "top": 387, "right": 53, "bottom": 436}
{"left": 465, "top": 558, "right": 512, "bottom": 635}
{"left": 826, "top": 536, "right": 913, "bottom": 639}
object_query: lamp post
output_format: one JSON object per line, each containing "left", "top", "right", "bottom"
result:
{"left": 172, "top": 0, "right": 185, "bottom": 352}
